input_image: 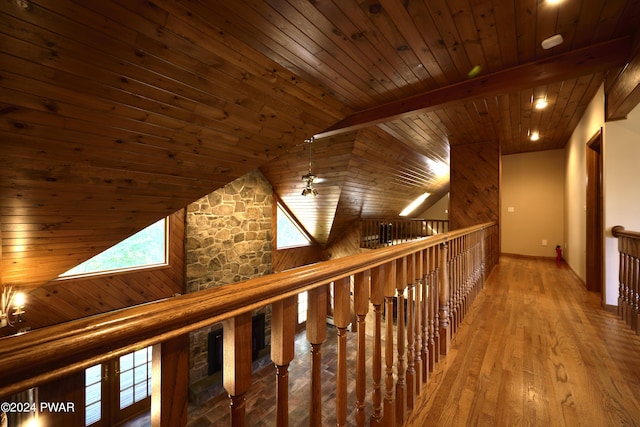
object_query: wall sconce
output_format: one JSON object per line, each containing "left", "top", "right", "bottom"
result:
{"left": 1, "top": 285, "right": 26, "bottom": 328}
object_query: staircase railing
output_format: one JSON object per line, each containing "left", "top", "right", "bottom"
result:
{"left": 0, "top": 222, "right": 498, "bottom": 426}
{"left": 612, "top": 225, "right": 640, "bottom": 334}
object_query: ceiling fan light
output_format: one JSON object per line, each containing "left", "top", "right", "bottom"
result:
{"left": 541, "top": 34, "right": 564, "bottom": 49}
{"left": 301, "top": 184, "right": 318, "bottom": 197}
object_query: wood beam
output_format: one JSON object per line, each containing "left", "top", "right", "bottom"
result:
{"left": 315, "top": 37, "right": 632, "bottom": 140}
{"left": 606, "top": 33, "right": 640, "bottom": 121}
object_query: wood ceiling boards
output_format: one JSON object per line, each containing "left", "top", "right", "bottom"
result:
{"left": 1, "top": 0, "right": 639, "bottom": 287}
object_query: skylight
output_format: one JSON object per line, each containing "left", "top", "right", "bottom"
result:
{"left": 400, "top": 193, "right": 430, "bottom": 217}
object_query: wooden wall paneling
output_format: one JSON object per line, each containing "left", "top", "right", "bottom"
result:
{"left": 1, "top": 211, "right": 185, "bottom": 336}
{"left": 37, "top": 370, "right": 84, "bottom": 427}
{"left": 273, "top": 246, "right": 323, "bottom": 273}
{"left": 449, "top": 141, "right": 500, "bottom": 231}
{"left": 2, "top": 0, "right": 639, "bottom": 293}
{"left": 606, "top": 22, "right": 640, "bottom": 121}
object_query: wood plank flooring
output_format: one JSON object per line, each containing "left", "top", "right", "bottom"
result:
{"left": 406, "top": 256, "right": 640, "bottom": 427}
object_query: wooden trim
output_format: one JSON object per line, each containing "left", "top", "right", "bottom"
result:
{"left": 315, "top": 38, "right": 631, "bottom": 139}
{"left": 586, "top": 129, "right": 604, "bottom": 293}
{"left": 605, "top": 31, "right": 640, "bottom": 121}
{"left": 612, "top": 226, "right": 640, "bottom": 240}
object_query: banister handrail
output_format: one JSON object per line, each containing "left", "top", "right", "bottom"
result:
{"left": 612, "top": 225, "right": 640, "bottom": 239}
{"left": 611, "top": 224, "right": 640, "bottom": 336}
{"left": 0, "top": 221, "right": 495, "bottom": 399}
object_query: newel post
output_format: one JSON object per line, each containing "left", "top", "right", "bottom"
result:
{"left": 438, "top": 242, "right": 451, "bottom": 356}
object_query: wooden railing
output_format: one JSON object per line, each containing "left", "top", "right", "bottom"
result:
{"left": 0, "top": 222, "right": 497, "bottom": 426}
{"left": 361, "top": 218, "right": 449, "bottom": 248}
{"left": 612, "top": 225, "right": 640, "bottom": 334}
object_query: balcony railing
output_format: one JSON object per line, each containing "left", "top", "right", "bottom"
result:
{"left": 361, "top": 218, "right": 449, "bottom": 249}
{"left": 0, "top": 222, "right": 498, "bottom": 426}
{"left": 612, "top": 225, "right": 640, "bottom": 334}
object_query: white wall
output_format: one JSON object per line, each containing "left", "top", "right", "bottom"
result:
{"left": 564, "top": 86, "right": 605, "bottom": 284}
{"left": 564, "top": 86, "right": 640, "bottom": 306}
{"left": 419, "top": 193, "right": 449, "bottom": 220}
{"left": 603, "top": 104, "right": 640, "bottom": 305}
{"left": 502, "top": 149, "right": 565, "bottom": 257}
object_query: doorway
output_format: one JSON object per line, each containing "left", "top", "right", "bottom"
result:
{"left": 586, "top": 129, "right": 603, "bottom": 295}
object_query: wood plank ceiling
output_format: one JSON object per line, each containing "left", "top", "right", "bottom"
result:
{"left": 1, "top": 0, "right": 639, "bottom": 287}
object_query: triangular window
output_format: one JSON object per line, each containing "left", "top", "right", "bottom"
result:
{"left": 276, "top": 203, "right": 311, "bottom": 249}
{"left": 59, "top": 218, "right": 167, "bottom": 278}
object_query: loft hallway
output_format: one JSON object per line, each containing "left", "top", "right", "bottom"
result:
{"left": 405, "top": 256, "right": 640, "bottom": 426}
{"left": 176, "top": 256, "right": 640, "bottom": 426}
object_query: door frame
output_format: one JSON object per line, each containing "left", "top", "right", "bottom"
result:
{"left": 586, "top": 128, "right": 604, "bottom": 297}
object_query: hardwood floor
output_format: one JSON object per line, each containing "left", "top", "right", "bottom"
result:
{"left": 406, "top": 256, "right": 640, "bottom": 427}
{"left": 183, "top": 256, "right": 640, "bottom": 426}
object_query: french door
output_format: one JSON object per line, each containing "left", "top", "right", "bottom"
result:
{"left": 85, "top": 347, "right": 152, "bottom": 427}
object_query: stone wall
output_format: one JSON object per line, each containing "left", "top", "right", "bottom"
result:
{"left": 185, "top": 169, "right": 273, "bottom": 390}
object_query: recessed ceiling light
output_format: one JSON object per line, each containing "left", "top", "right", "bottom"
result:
{"left": 529, "top": 131, "right": 540, "bottom": 141}
{"left": 534, "top": 98, "right": 548, "bottom": 109}
{"left": 541, "top": 34, "right": 564, "bottom": 49}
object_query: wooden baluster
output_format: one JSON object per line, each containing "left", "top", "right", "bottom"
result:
{"left": 383, "top": 260, "right": 396, "bottom": 426}
{"left": 470, "top": 234, "right": 478, "bottom": 306}
{"left": 432, "top": 246, "right": 441, "bottom": 364}
{"left": 460, "top": 236, "right": 467, "bottom": 326}
{"left": 414, "top": 250, "right": 423, "bottom": 396}
{"left": 406, "top": 254, "right": 415, "bottom": 411}
{"left": 625, "top": 244, "right": 632, "bottom": 325}
{"left": 427, "top": 247, "right": 437, "bottom": 369}
{"left": 627, "top": 249, "right": 633, "bottom": 325}
{"left": 631, "top": 254, "right": 640, "bottom": 334}
{"left": 626, "top": 239, "right": 634, "bottom": 327}
{"left": 370, "top": 266, "right": 384, "bottom": 427}
{"left": 421, "top": 248, "right": 430, "bottom": 382}
{"left": 480, "top": 228, "right": 487, "bottom": 292}
{"left": 354, "top": 271, "right": 370, "bottom": 427}
{"left": 449, "top": 239, "right": 458, "bottom": 336}
{"left": 223, "top": 313, "right": 252, "bottom": 427}
{"left": 307, "top": 285, "right": 327, "bottom": 426}
{"left": 361, "top": 220, "right": 366, "bottom": 248}
{"left": 618, "top": 242, "right": 625, "bottom": 319}
{"left": 334, "top": 277, "right": 351, "bottom": 427}
{"left": 271, "top": 296, "right": 297, "bottom": 427}
{"left": 457, "top": 237, "right": 464, "bottom": 330}
{"left": 439, "top": 242, "right": 451, "bottom": 356}
{"left": 395, "top": 257, "right": 407, "bottom": 425}
{"left": 462, "top": 236, "right": 469, "bottom": 322}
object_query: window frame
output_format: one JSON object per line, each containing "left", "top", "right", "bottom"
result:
{"left": 58, "top": 217, "right": 170, "bottom": 280}
{"left": 276, "top": 202, "right": 312, "bottom": 250}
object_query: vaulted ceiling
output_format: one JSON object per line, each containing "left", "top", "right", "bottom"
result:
{"left": 1, "top": 0, "right": 639, "bottom": 288}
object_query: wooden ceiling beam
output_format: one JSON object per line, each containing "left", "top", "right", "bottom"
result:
{"left": 606, "top": 33, "right": 640, "bottom": 121}
{"left": 315, "top": 37, "right": 632, "bottom": 140}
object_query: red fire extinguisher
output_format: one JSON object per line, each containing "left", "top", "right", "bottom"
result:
{"left": 556, "top": 245, "right": 562, "bottom": 265}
